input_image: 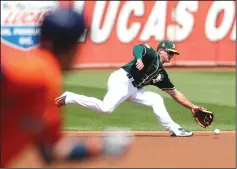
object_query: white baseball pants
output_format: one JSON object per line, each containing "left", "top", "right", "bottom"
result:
{"left": 64, "top": 68, "right": 181, "bottom": 131}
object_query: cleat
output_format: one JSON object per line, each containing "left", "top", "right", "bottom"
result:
{"left": 170, "top": 128, "right": 193, "bottom": 137}
{"left": 55, "top": 93, "right": 67, "bottom": 107}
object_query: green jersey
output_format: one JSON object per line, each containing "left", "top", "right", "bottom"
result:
{"left": 121, "top": 44, "right": 175, "bottom": 90}
{"left": 149, "top": 66, "right": 175, "bottom": 90}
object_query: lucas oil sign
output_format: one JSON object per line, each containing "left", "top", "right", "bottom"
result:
{"left": 1, "top": 1, "right": 59, "bottom": 51}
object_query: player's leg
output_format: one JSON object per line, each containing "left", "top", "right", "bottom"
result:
{"left": 55, "top": 69, "right": 137, "bottom": 114}
{"left": 58, "top": 89, "right": 129, "bottom": 114}
{"left": 126, "top": 88, "right": 193, "bottom": 136}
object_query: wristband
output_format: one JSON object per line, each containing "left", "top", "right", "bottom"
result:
{"left": 67, "top": 143, "right": 90, "bottom": 161}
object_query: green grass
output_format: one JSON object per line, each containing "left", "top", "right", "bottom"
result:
{"left": 61, "top": 70, "right": 236, "bottom": 131}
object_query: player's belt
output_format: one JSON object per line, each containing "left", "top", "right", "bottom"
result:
{"left": 126, "top": 74, "right": 138, "bottom": 88}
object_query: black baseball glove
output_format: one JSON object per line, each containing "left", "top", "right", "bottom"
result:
{"left": 193, "top": 107, "right": 214, "bottom": 128}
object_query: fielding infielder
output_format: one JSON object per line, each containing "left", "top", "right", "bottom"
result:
{"left": 55, "top": 40, "right": 203, "bottom": 137}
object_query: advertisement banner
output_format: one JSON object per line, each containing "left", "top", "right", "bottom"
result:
{"left": 1, "top": 1, "right": 236, "bottom": 67}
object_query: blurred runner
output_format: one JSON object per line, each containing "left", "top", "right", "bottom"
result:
{"left": 1, "top": 7, "right": 133, "bottom": 168}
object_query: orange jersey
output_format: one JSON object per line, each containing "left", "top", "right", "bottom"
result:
{"left": 1, "top": 48, "right": 63, "bottom": 167}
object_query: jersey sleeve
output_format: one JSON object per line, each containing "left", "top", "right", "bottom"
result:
{"left": 141, "top": 44, "right": 158, "bottom": 60}
{"left": 133, "top": 45, "right": 144, "bottom": 60}
{"left": 153, "top": 69, "right": 175, "bottom": 90}
{"left": 41, "top": 70, "right": 63, "bottom": 146}
{"left": 42, "top": 105, "right": 62, "bottom": 145}
{"left": 2, "top": 54, "right": 45, "bottom": 92}
{"left": 133, "top": 44, "right": 158, "bottom": 61}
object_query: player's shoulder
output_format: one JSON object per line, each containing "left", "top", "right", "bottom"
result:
{"left": 2, "top": 53, "right": 44, "bottom": 86}
{"left": 1, "top": 54, "right": 48, "bottom": 97}
{"left": 32, "top": 49, "right": 62, "bottom": 87}
{"left": 2, "top": 49, "right": 61, "bottom": 88}
{"left": 138, "top": 43, "right": 155, "bottom": 50}
{"left": 138, "top": 44, "right": 157, "bottom": 55}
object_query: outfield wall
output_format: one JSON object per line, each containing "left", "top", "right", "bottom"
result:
{"left": 1, "top": 1, "right": 236, "bottom": 67}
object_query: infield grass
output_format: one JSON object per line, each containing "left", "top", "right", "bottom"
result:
{"left": 61, "top": 70, "right": 236, "bottom": 131}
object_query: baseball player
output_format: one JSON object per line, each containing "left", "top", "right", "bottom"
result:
{"left": 1, "top": 8, "right": 132, "bottom": 168}
{"left": 55, "top": 40, "right": 209, "bottom": 137}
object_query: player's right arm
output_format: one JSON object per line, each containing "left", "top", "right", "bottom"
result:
{"left": 133, "top": 45, "right": 144, "bottom": 60}
{"left": 134, "top": 44, "right": 157, "bottom": 58}
{"left": 133, "top": 45, "right": 144, "bottom": 71}
{"left": 133, "top": 44, "right": 156, "bottom": 71}
{"left": 37, "top": 106, "right": 101, "bottom": 164}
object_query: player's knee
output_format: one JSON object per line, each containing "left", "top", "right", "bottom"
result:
{"left": 64, "top": 91, "right": 74, "bottom": 97}
{"left": 102, "top": 106, "right": 114, "bottom": 114}
{"left": 152, "top": 94, "right": 164, "bottom": 104}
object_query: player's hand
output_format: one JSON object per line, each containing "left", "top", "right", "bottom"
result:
{"left": 191, "top": 105, "right": 199, "bottom": 115}
{"left": 191, "top": 105, "right": 206, "bottom": 115}
{"left": 136, "top": 59, "right": 144, "bottom": 71}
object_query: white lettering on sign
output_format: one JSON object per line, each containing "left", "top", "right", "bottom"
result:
{"left": 205, "top": 1, "right": 235, "bottom": 42}
{"left": 72, "top": 1, "right": 236, "bottom": 44}
{"left": 230, "top": 20, "right": 236, "bottom": 41}
{"left": 1, "top": 28, "right": 12, "bottom": 36}
{"left": 140, "top": 1, "right": 167, "bottom": 41}
{"left": 2, "top": 11, "right": 53, "bottom": 25}
{"left": 117, "top": 1, "right": 144, "bottom": 43}
{"left": 78, "top": 29, "right": 88, "bottom": 42}
{"left": 13, "top": 28, "right": 40, "bottom": 36}
{"left": 1, "top": 1, "right": 58, "bottom": 50}
{"left": 73, "top": 1, "right": 85, "bottom": 13}
{"left": 72, "top": 1, "right": 88, "bottom": 42}
{"left": 167, "top": 1, "right": 199, "bottom": 42}
{"left": 19, "top": 37, "right": 33, "bottom": 45}
{"left": 90, "top": 1, "right": 120, "bottom": 43}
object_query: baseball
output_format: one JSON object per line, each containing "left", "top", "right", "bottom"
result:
{"left": 214, "top": 129, "right": 220, "bottom": 135}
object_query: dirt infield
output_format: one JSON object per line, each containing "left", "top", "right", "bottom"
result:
{"left": 49, "top": 131, "right": 236, "bottom": 168}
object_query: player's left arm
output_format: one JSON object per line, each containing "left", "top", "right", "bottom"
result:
{"left": 164, "top": 89, "right": 214, "bottom": 128}
{"left": 155, "top": 69, "right": 199, "bottom": 114}
{"left": 37, "top": 104, "right": 100, "bottom": 164}
{"left": 164, "top": 89, "right": 199, "bottom": 114}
